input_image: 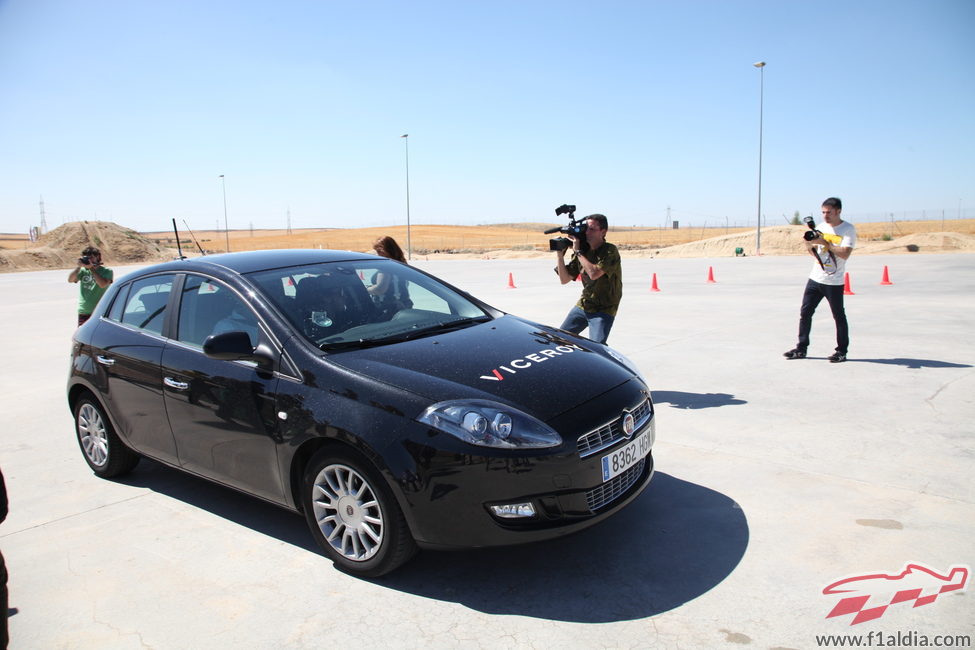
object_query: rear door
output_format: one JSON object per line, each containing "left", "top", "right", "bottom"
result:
{"left": 91, "top": 274, "right": 179, "bottom": 464}
{"left": 160, "top": 274, "right": 285, "bottom": 502}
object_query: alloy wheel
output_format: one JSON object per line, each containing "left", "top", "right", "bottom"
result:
{"left": 78, "top": 402, "right": 109, "bottom": 468}
{"left": 311, "top": 463, "right": 385, "bottom": 562}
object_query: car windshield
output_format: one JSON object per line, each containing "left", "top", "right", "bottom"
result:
{"left": 247, "top": 259, "right": 491, "bottom": 350}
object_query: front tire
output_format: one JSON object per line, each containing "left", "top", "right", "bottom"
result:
{"left": 74, "top": 394, "right": 140, "bottom": 478}
{"left": 301, "top": 449, "right": 417, "bottom": 577}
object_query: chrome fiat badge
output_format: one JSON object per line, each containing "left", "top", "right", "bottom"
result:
{"left": 622, "top": 412, "right": 635, "bottom": 438}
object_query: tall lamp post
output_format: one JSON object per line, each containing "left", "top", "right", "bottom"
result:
{"left": 219, "top": 174, "right": 230, "bottom": 252}
{"left": 753, "top": 61, "right": 766, "bottom": 256}
{"left": 400, "top": 134, "right": 412, "bottom": 260}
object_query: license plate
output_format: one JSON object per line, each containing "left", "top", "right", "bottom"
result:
{"left": 600, "top": 430, "right": 651, "bottom": 482}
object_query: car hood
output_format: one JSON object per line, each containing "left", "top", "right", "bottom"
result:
{"left": 325, "top": 315, "right": 635, "bottom": 421}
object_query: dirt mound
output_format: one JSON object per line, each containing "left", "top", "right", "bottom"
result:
{"left": 857, "top": 232, "right": 975, "bottom": 254}
{"left": 645, "top": 226, "right": 803, "bottom": 258}
{"left": 0, "top": 221, "right": 174, "bottom": 272}
{"left": 642, "top": 226, "right": 975, "bottom": 258}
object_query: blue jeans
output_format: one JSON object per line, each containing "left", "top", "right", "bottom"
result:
{"left": 560, "top": 306, "right": 615, "bottom": 344}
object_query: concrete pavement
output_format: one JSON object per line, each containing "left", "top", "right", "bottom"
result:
{"left": 1, "top": 252, "right": 972, "bottom": 648}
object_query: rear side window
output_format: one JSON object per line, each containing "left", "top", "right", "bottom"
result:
{"left": 106, "top": 284, "right": 130, "bottom": 322}
{"left": 112, "top": 275, "right": 175, "bottom": 335}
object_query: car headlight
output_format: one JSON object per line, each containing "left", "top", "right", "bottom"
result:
{"left": 605, "top": 346, "right": 646, "bottom": 382}
{"left": 417, "top": 400, "right": 562, "bottom": 449}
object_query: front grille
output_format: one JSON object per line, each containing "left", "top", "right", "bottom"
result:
{"left": 576, "top": 398, "right": 653, "bottom": 458}
{"left": 586, "top": 459, "right": 646, "bottom": 511}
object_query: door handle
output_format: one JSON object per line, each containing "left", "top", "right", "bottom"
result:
{"left": 164, "top": 377, "right": 189, "bottom": 391}
{"left": 95, "top": 355, "right": 115, "bottom": 366}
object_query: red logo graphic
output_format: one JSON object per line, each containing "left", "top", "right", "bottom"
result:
{"left": 823, "top": 563, "right": 970, "bottom": 625}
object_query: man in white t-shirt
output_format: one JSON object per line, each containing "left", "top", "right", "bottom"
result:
{"left": 784, "top": 197, "right": 857, "bottom": 363}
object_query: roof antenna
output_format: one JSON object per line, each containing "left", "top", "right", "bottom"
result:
{"left": 172, "top": 218, "right": 186, "bottom": 260}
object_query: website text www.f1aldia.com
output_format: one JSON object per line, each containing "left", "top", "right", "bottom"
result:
{"left": 815, "top": 630, "right": 972, "bottom": 647}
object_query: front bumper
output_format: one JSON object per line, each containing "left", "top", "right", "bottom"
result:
{"left": 395, "top": 381, "right": 656, "bottom": 549}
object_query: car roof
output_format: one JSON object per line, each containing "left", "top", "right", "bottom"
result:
{"left": 137, "top": 249, "right": 380, "bottom": 276}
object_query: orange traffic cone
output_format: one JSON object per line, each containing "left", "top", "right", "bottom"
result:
{"left": 507, "top": 272, "right": 516, "bottom": 289}
{"left": 706, "top": 266, "right": 716, "bottom": 283}
{"left": 880, "top": 266, "right": 893, "bottom": 285}
{"left": 843, "top": 272, "right": 855, "bottom": 295}
{"left": 650, "top": 273, "right": 661, "bottom": 292}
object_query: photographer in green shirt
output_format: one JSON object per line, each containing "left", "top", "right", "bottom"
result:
{"left": 68, "top": 246, "right": 113, "bottom": 326}
{"left": 554, "top": 214, "right": 623, "bottom": 344}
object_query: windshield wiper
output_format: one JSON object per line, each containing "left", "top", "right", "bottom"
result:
{"left": 416, "top": 316, "right": 492, "bottom": 334}
{"left": 319, "top": 339, "right": 384, "bottom": 352}
{"left": 318, "top": 316, "right": 491, "bottom": 352}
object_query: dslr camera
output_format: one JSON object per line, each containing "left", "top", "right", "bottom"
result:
{"left": 803, "top": 216, "right": 842, "bottom": 245}
{"left": 78, "top": 256, "right": 91, "bottom": 265}
{"left": 802, "top": 216, "right": 821, "bottom": 241}
{"left": 545, "top": 204, "right": 590, "bottom": 253}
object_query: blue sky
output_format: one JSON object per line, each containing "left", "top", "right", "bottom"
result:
{"left": 1, "top": 0, "right": 972, "bottom": 234}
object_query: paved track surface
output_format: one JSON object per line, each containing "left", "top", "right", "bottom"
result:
{"left": 2, "top": 253, "right": 973, "bottom": 649}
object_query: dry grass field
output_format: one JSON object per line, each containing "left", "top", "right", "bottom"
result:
{"left": 1, "top": 219, "right": 973, "bottom": 267}
{"left": 134, "top": 219, "right": 975, "bottom": 255}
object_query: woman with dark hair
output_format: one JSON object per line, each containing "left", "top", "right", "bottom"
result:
{"left": 372, "top": 236, "right": 407, "bottom": 263}
{"left": 368, "top": 236, "right": 412, "bottom": 319}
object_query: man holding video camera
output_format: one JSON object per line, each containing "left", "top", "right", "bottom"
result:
{"left": 554, "top": 213, "right": 622, "bottom": 344}
{"left": 68, "top": 246, "right": 113, "bottom": 326}
{"left": 784, "top": 197, "right": 857, "bottom": 363}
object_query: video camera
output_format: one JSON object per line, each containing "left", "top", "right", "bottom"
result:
{"left": 545, "top": 204, "right": 590, "bottom": 253}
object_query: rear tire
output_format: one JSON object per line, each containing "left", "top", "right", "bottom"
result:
{"left": 74, "top": 394, "right": 140, "bottom": 478}
{"left": 301, "top": 448, "right": 417, "bottom": 577}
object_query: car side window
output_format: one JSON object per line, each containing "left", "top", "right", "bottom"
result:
{"left": 106, "top": 283, "right": 130, "bottom": 322}
{"left": 177, "top": 275, "right": 259, "bottom": 349}
{"left": 115, "top": 275, "right": 175, "bottom": 335}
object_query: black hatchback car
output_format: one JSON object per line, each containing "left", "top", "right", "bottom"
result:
{"left": 67, "top": 250, "right": 655, "bottom": 576}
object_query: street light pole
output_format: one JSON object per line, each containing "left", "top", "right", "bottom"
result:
{"left": 400, "top": 134, "right": 412, "bottom": 260}
{"left": 754, "top": 61, "right": 766, "bottom": 256}
{"left": 219, "top": 174, "right": 230, "bottom": 253}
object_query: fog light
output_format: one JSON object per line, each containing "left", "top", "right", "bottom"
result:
{"left": 489, "top": 502, "right": 536, "bottom": 519}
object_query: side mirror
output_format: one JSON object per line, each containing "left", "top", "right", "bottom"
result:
{"left": 204, "top": 329, "right": 275, "bottom": 363}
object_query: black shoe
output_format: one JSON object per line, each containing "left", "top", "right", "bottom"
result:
{"left": 783, "top": 348, "right": 806, "bottom": 359}
{"left": 828, "top": 352, "right": 847, "bottom": 363}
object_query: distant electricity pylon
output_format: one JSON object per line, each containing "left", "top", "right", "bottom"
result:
{"left": 39, "top": 196, "right": 49, "bottom": 233}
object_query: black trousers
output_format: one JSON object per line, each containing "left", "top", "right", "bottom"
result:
{"left": 797, "top": 278, "right": 849, "bottom": 354}
{"left": 1, "top": 550, "right": 7, "bottom": 649}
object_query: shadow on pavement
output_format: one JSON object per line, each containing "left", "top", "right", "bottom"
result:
{"left": 652, "top": 390, "right": 747, "bottom": 409}
{"left": 377, "top": 472, "right": 749, "bottom": 623}
{"left": 117, "top": 460, "right": 320, "bottom": 553}
{"left": 120, "top": 465, "right": 749, "bottom": 623}
{"left": 847, "top": 358, "right": 972, "bottom": 369}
